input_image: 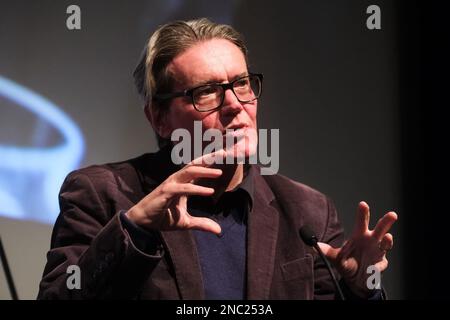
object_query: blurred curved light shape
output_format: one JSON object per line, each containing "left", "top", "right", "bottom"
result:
{"left": 0, "top": 76, "right": 85, "bottom": 224}
{"left": 0, "top": 189, "right": 24, "bottom": 219}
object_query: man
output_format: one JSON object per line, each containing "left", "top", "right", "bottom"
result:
{"left": 38, "top": 18, "right": 397, "bottom": 299}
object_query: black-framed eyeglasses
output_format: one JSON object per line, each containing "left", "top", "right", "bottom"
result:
{"left": 154, "top": 73, "right": 263, "bottom": 112}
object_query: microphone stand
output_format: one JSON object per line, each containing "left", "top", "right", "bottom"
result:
{"left": 0, "top": 236, "right": 18, "bottom": 300}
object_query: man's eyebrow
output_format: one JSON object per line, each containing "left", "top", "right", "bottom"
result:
{"left": 190, "top": 72, "right": 249, "bottom": 88}
{"left": 232, "top": 72, "right": 250, "bottom": 81}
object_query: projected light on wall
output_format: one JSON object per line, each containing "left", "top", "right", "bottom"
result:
{"left": 0, "top": 76, "right": 85, "bottom": 224}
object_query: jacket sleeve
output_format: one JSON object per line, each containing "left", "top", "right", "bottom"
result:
{"left": 37, "top": 171, "right": 163, "bottom": 299}
{"left": 312, "top": 197, "right": 345, "bottom": 300}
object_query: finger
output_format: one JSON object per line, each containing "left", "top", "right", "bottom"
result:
{"left": 317, "top": 242, "right": 341, "bottom": 263}
{"left": 374, "top": 258, "right": 389, "bottom": 272}
{"left": 352, "top": 201, "right": 370, "bottom": 236}
{"left": 179, "top": 194, "right": 187, "bottom": 208}
{"left": 188, "top": 216, "right": 222, "bottom": 235}
{"left": 378, "top": 232, "right": 394, "bottom": 252}
{"left": 372, "top": 211, "right": 398, "bottom": 241}
{"left": 190, "top": 149, "right": 227, "bottom": 166}
{"left": 163, "top": 182, "right": 215, "bottom": 197}
{"left": 176, "top": 166, "right": 222, "bottom": 183}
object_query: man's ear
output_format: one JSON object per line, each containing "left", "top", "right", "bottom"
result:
{"left": 144, "top": 102, "right": 172, "bottom": 138}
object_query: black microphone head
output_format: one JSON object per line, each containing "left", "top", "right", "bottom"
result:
{"left": 299, "top": 225, "right": 318, "bottom": 247}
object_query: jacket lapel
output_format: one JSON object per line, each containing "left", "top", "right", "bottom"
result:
{"left": 160, "top": 230, "right": 204, "bottom": 299}
{"left": 247, "top": 167, "right": 279, "bottom": 299}
{"left": 138, "top": 149, "right": 204, "bottom": 299}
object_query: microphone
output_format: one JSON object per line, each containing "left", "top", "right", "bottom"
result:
{"left": 299, "top": 225, "right": 345, "bottom": 300}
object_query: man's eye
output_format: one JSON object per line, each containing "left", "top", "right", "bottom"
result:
{"left": 235, "top": 79, "right": 250, "bottom": 88}
{"left": 196, "top": 86, "right": 218, "bottom": 96}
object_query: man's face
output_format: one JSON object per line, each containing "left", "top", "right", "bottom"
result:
{"left": 161, "top": 38, "right": 258, "bottom": 159}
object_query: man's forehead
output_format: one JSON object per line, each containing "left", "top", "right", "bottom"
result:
{"left": 168, "top": 39, "right": 248, "bottom": 88}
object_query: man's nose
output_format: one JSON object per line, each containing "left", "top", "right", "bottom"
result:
{"left": 220, "top": 88, "right": 243, "bottom": 115}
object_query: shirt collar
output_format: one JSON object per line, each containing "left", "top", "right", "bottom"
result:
{"left": 228, "top": 164, "right": 255, "bottom": 211}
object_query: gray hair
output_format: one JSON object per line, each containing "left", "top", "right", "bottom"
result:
{"left": 133, "top": 18, "right": 249, "bottom": 148}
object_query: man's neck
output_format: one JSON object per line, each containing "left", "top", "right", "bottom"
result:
{"left": 223, "top": 163, "right": 244, "bottom": 192}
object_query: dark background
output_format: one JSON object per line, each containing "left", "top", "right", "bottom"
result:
{"left": 0, "top": 0, "right": 448, "bottom": 299}
{"left": 400, "top": 0, "right": 450, "bottom": 299}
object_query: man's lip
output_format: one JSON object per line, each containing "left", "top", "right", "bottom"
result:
{"left": 223, "top": 124, "right": 248, "bottom": 132}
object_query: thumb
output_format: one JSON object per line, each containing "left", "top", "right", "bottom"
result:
{"left": 189, "top": 217, "right": 222, "bottom": 235}
{"left": 317, "top": 242, "right": 340, "bottom": 262}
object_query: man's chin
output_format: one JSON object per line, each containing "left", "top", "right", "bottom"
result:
{"left": 224, "top": 140, "right": 257, "bottom": 162}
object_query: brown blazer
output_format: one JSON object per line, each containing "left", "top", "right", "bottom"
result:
{"left": 37, "top": 148, "right": 345, "bottom": 300}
